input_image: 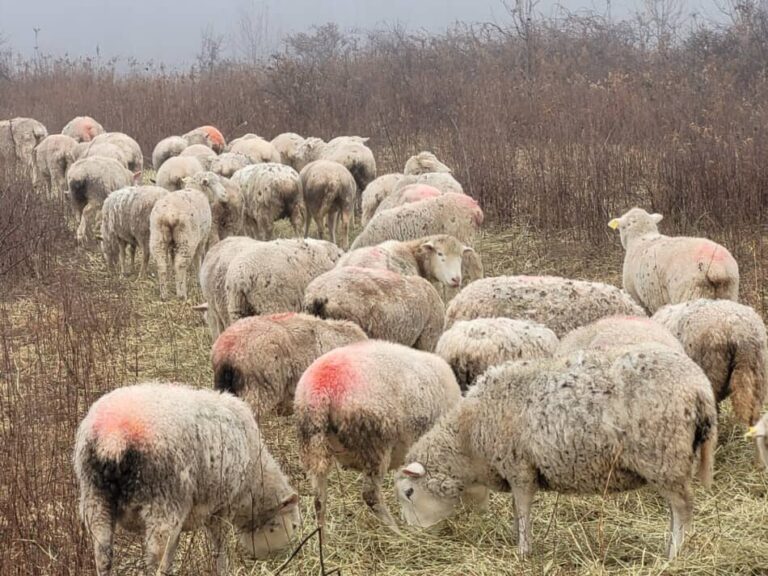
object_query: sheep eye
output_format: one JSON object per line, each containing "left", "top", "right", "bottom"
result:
{"left": 437, "top": 252, "right": 444, "bottom": 257}
{"left": 405, "top": 487, "right": 414, "bottom": 499}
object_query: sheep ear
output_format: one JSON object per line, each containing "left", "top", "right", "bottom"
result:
{"left": 402, "top": 462, "right": 426, "bottom": 478}
{"left": 650, "top": 213, "right": 663, "bottom": 224}
{"left": 421, "top": 241, "right": 436, "bottom": 252}
{"left": 278, "top": 493, "right": 299, "bottom": 513}
{"left": 607, "top": 218, "right": 621, "bottom": 230}
{"left": 462, "top": 245, "right": 474, "bottom": 254}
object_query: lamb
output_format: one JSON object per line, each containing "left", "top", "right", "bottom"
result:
{"left": 303, "top": 267, "right": 445, "bottom": 351}
{"left": 375, "top": 183, "right": 443, "bottom": 213}
{"left": 32, "top": 134, "right": 78, "bottom": 198}
{"left": 155, "top": 155, "right": 205, "bottom": 190}
{"left": 229, "top": 134, "right": 281, "bottom": 164}
{"left": 182, "top": 171, "right": 244, "bottom": 242}
{"left": 152, "top": 136, "right": 188, "bottom": 170}
{"left": 361, "top": 173, "right": 405, "bottom": 225}
{"left": 351, "top": 193, "right": 483, "bottom": 250}
{"left": 212, "top": 312, "right": 368, "bottom": 416}
{"left": 239, "top": 163, "right": 306, "bottom": 240}
{"left": 66, "top": 156, "right": 137, "bottom": 243}
{"left": 74, "top": 381, "right": 299, "bottom": 576}
{"left": 182, "top": 125, "right": 226, "bottom": 153}
{"left": 396, "top": 343, "right": 717, "bottom": 559}
{"left": 295, "top": 340, "right": 461, "bottom": 527}
{"left": 300, "top": 160, "right": 356, "bottom": 249}
{"left": 271, "top": 132, "right": 305, "bottom": 169}
{"left": 100, "top": 185, "right": 168, "bottom": 277}
{"left": 436, "top": 318, "right": 559, "bottom": 392}
{"left": 88, "top": 132, "right": 144, "bottom": 175}
{"left": 0, "top": 117, "right": 48, "bottom": 170}
{"left": 652, "top": 298, "right": 768, "bottom": 426}
{"left": 608, "top": 207, "right": 739, "bottom": 313}
{"left": 61, "top": 116, "right": 105, "bottom": 142}
{"left": 403, "top": 151, "right": 452, "bottom": 175}
{"left": 444, "top": 275, "right": 647, "bottom": 336}
{"left": 179, "top": 143, "right": 218, "bottom": 169}
{"left": 556, "top": 315, "right": 684, "bottom": 356}
{"left": 210, "top": 152, "right": 251, "bottom": 178}
{"left": 746, "top": 415, "right": 768, "bottom": 470}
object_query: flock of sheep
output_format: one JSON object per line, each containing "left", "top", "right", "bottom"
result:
{"left": 2, "top": 114, "right": 768, "bottom": 575}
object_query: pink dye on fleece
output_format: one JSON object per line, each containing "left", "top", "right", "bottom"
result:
{"left": 202, "top": 126, "right": 226, "bottom": 150}
{"left": 694, "top": 241, "right": 728, "bottom": 263}
{"left": 268, "top": 312, "right": 297, "bottom": 322}
{"left": 300, "top": 351, "right": 361, "bottom": 405}
{"left": 449, "top": 194, "right": 484, "bottom": 226}
{"left": 90, "top": 395, "right": 153, "bottom": 457}
{"left": 402, "top": 185, "right": 441, "bottom": 204}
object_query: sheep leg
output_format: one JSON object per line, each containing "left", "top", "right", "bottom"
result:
{"left": 361, "top": 452, "right": 400, "bottom": 532}
{"left": 82, "top": 498, "right": 114, "bottom": 576}
{"left": 290, "top": 203, "right": 305, "bottom": 238}
{"left": 326, "top": 211, "right": 338, "bottom": 245}
{"left": 139, "top": 238, "right": 151, "bottom": 279}
{"left": 77, "top": 203, "right": 96, "bottom": 244}
{"left": 144, "top": 519, "right": 183, "bottom": 576}
{"left": 512, "top": 484, "right": 535, "bottom": 557}
{"left": 205, "top": 519, "right": 229, "bottom": 576}
{"left": 174, "top": 250, "right": 193, "bottom": 300}
{"left": 339, "top": 209, "right": 351, "bottom": 250}
{"left": 312, "top": 471, "right": 329, "bottom": 528}
{"left": 663, "top": 486, "right": 692, "bottom": 560}
{"left": 128, "top": 244, "right": 137, "bottom": 276}
{"left": 151, "top": 239, "right": 171, "bottom": 300}
{"left": 313, "top": 211, "right": 326, "bottom": 240}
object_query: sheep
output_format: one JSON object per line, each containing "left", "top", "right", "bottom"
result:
{"left": 74, "top": 381, "right": 299, "bottom": 576}
{"left": 212, "top": 312, "right": 368, "bottom": 416}
{"left": 321, "top": 137, "right": 377, "bottom": 192}
{"left": 444, "top": 275, "right": 647, "bottom": 337}
{"left": 375, "top": 183, "right": 443, "bottom": 213}
{"left": 80, "top": 141, "right": 131, "bottom": 168}
{"left": 100, "top": 185, "right": 168, "bottom": 277}
{"left": 608, "top": 207, "right": 739, "bottom": 313}
{"left": 66, "top": 156, "right": 136, "bottom": 244}
{"left": 182, "top": 125, "right": 226, "bottom": 153}
{"left": 155, "top": 156, "right": 205, "bottom": 191}
{"left": 0, "top": 117, "right": 48, "bottom": 170}
{"left": 180, "top": 143, "right": 218, "bottom": 169}
{"left": 652, "top": 298, "right": 768, "bottom": 426}
{"left": 210, "top": 152, "right": 251, "bottom": 178}
{"left": 436, "top": 318, "right": 559, "bottom": 392}
{"left": 229, "top": 134, "right": 282, "bottom": 164}
{"left": 225, "top": 238, "right": 342, "bottom": 324}
{"left": 295, "top": 339, "right": 461, "bottom": 527}
{"left": 300, "top": 160, "right": 356, "bottom": 249}
{"left": 239, "top": 163, "right": 306, "bottom": 240}
{"left": 149, "top": 188, "right": 213, "bottom": 299}
{"left": 396, "top": 343, "right": 717, "bottom": 559}
{"left": 746, "top": 415, "right": 768, "bottom": 470}
{"left": 351, "top": 193, "right": 483, "bottom": 250}
{"left": 361, "top": 173, "right": 405, "bottom": 225}
{"left": 182, "top": 171, "right": 244, "bottom": 242}
{"left": 557, "top": 315, "right": 684, "bottom": 356}
{"left": 61, "top": 116, "right": 105, "bottom": 142}
{"left": 303, "top": 266, "right": 445, "bottom": 351}
{"left": 152, "top": 135, "right": 188, "bottom": 170}
{"left": 32, "top": 134, "right": 78, "bottom": 198}
{"left": 394, "top": 171, "right": 464, "bottom": 195}
{"left": 271, "top": 132, "right": 305, "bottom": 168}
{"left": 88, "top": 132, "right": 144, "bottom": 175}
{"left": 404, "top": 151, "right": 452, "bottom": 176}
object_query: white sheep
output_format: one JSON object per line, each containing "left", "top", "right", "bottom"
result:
{"left": 361, "top": 173, "right": 405, "bottom": 225}
{"left": 179, "top": 143, "right": 218, "bottom": 169}
{"left": 88, "top": 132, "right": 144, "bottom": 176}
{"left": 61, "top": 116, "right": 105, "bottom": 142}
{"left": 32, "top": 134, "right": 78, "bottom": 198}
{"left": 295, "top": 339, "right": 461, "bottom": 527}
{"left": 403, "top": 151, "right": 452, "bottom": 175}
{"left": 394, "top": 171, "right": 464, "bottom": 195}
{"left": 396, "top": 343, "right": 717, "bottom": 559}
{"left": 182, "top": 171, "right": 244, "bottom": 242}
{"left": 608, "top": 207, "right": 739, "bottom": 313}
{"left": 229, "top": 134, "right": 281, "bottom": 164}
{"left": 0, "top": 117, "right": 48, "bottom": 171}
{"left": 210, "top": 152, "right": 251, "bottom": 178}
{"left": 375, "top": 183, "right": 444, "bottom": 213}
{"left": 239, "top": 162, "right": 306, "bottom": 240}
{"left": 155, "top": 156, "right": 205, "bottom": 190}
{"left": 79, "top": 141, "right": 131, "bottom": 168}
{"left": 556, "top": 315, "right": 684, "bottom": 356}
{"left": 182, "top": 125, "right": 226, "bottom": 153}
{"left": 296, "top": 136, "right": 377, "bottom": 192}
{"left": 74, "top": 381, "right": 299, "bottom": 576}
{"left": 152, "top": 135, "right": 188, "bottom": 170}
{"left": 300, "top": 159, "right": 356, "bottom": 249}
{"left": 271, "top": 132, "right": 305, "bottom": 168}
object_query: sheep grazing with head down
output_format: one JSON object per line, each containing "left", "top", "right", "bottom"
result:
{"left": 436, "top": 318, "right": 559, "bottom": 392}
{"left": 229, "top": 134, "right": 281, "bottom": 164}
{"left": 652, "top": 298, "right": 768, "bottom": 426}
{"left": 79, "top": 141, "right": 131, "bottom": 169}
{"left": 396, "top": 343, "right": 717, "bottom": 559}
{"left": 238, "top": 163, "right": 306, "bottom": 240}
{"left": 183, "top": 125, "right": 226, "bottom": 153}
{"left": 556, "top": 315, "right": 683, "bottom": 356}
{"left": 155, "top": 156, "right": 205, "bottom": 191}
{"left": 152, "top": 136, "right": 188, "bottom": 170}
{"left": 375, "top": 183, "right": 443, "bottom": 213}
{"left": 0, "top": 117, "right": 48, "bottom": 170}
{"left": 300, "top": 160, "right": 356, "bottom": 249}
{"left": 179, "top": 143, "right": 218, "bottom": 169}
{"left": 74, "top": 381, "right": 300, "bottom": 576}
{"left": 182, "top": 171, "right": 244, "bottom": 242}
{"left": 361, "top": 173, "right": 405, "bottom": 225}
{"left": 746, "top": 415, "right": 768, "bottom": 470}
{"left": 210, "top": 152, "right": 251, "bottom": 178}
{"left": 608, "top": 207, "right": 739, "bottom": 313}
{"left": 212, "top": 312, "right": 368, "bottom": 416}
{"left": 62, "top": 116, "right": 105, "bottom": 142}
{"left": 404, "top": 151, "right": 452, "bottom": 176}
{"left": 445, "top": 275, "right": 646, "bottom": 337}
{"left": 295, "top": 340, "right": 461, "bottom": 527}
{"left": 394, "top": 171, "right": 464, "bottom": 195}
{"left": 271, "top": 132, "right": 305, "bottom": 169}
{"left": 32, "top": 134, "right": 78, "bottom": 198}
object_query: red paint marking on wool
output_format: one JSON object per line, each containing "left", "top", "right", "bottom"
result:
{"left": 302, "top": 352, "right": 360, "bottom": 404}
{"left": 213, "top": 329, "right": 241, "bottom": 359}
{"left": 614, "top": 315, "right": 653, "bottom": 323}
{"left": 202, "top": 126, "right": 225, "bottom": 148}
{"left": 694, "top": 242, "right": 727, "bottom": 263}
{"left": 403, "top": 186, "right": 441, "bottom": 204}
{"left": 91, "top": 396, "right": 153, "bottom": 449}
{"left": 268, "top": 312, "right": 296, "bottom": 322}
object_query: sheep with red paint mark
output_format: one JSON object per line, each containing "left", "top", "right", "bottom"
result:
{"left": 404, "top": 151, "right": 452, "bottom": 176}
{"left": 303, "top": 266, "right": 445, "bottom": 351}
{"left": 556, "top": 315, "right": 683, "bottom": 356}
{"left": 375, "top": 183, "right": 443, "bottom": 213}
{"left": 152, "top": 136, "right": 188, "bottom": 170}
{"left": 183, "top": 125, "right": 227, "bottom": 153}
{"left": 361, "top": 173, "right": 405, "bottom": 225}
{"left": 74, "top": 381, "right": 300, "bottom": 576}
{"left": 62, "top": 116, "right": 105, "bottom": 142}
{"left": 608, "top": 207, "right": 739, "bottom": 313}
{"left": 294, "top": 339, "right": 461, "bottom": 528}
{"left": 394, "top": 171, "right": 464, "bottom": 195}
{"left": 212, "top": 312, "right": 368, "bottom": 417}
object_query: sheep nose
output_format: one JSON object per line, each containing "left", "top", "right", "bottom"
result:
{"left": 450, "top": 276, "right": 461, "bottom": 287}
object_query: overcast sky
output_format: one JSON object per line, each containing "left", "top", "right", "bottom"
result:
{"left": 0, "top": 0, "right": 729, "bottom": 66}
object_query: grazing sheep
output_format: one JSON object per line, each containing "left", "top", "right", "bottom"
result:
{"left": 394, "top": 171, "right": 464, "bottom": 195}
{"left": 100, "top": 185, "right": 168, "bottom": 277}
{"left": 436, "top": 318, "right": 559, "bottom": 392}
{"left": 303, "top": 267, "right": 445, "bottom": 351}
{"left": 375, "top": 183, "right": 443, "bottom": 213}
{"left": 80, "top": 141, "right": 130, "bottom": 168}
{"left": 210, "top": 152, "right": 251, "bottom": 178}
{"left": 445, "top": 275, "right": 646, "bottom": 336}
{"left": 179, "top": 143, "right": 217, "bottom": 169}
{"left": 183, "top": 125, "right": 226, "bottom": 153}
{"left": 225, "top": 238, "right": 342, "bottom": 323}
{"left": 404, "top": 151, "right": 452, "bottom": 176}
{"left": 556, "top": 315, "right": 684, "bottom": 356}
{"left": 300, "top": 160, "right": 356, "bottom": 249}
{"left": 351, "top": 193, "right": 483, "bottom": 250}
{"left": 746, "top": 415, "right": 768, "bottom": 470}
{"left": 89, "top": 132, "right": 144, "bottom": 175}
{"left": 66, "top": 156, "right": 136, "bottom": 244}
{"left": 653, "top": 299, "right": 768, "bottom": 426}
{"left": 321, "top": 137, "right": 377, "bottom": 192}
{"left": 32, "top": 134, "right": 78, "bottom": 197}
{"left": 61, "top": 116, "right": 104, "bottom": 142}
{"left": 152, "top": 135, "right": 188, "bottom": 170}
{"left": 0, "top": 117, "right": 48, "bottom": 170}
{"left": 609, "top": 207, "right": 739, "bottom": 313}
{"left": 295, "top": 340, "right": 461, "bottom": 527}
{"left": 271, "top": 132, "right": 305, "bottom": 168}
{"left": 74, "top": 381, "right": 299, "bottom": 576}
{"left": 212, "top": 312, "right": 368, "bottom": 416}
{"left": 361, "top": 173, "right": 405, "bottom": 225}
{"left": 239, "top": 163, "right": 306, "bottom": 240}
{"left": 229, "top": 134, "right": 281, "bottom": 164}
{"left": 149, "top": 188, "right": 213, "bottom": 299}
{"left": 182, "top": 171, "right": 244, "bottom": 242}
{"left": 155, "top": 156, "right": 205, "bottom": 191}
{"left": 396, "top": 343, "right": 717, "bottom": 559}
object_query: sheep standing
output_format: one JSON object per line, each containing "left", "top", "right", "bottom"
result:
{"left": 556, "top": 315, "right": 683, "bottom": 356}
{"left": 403, "top": 151, "right": 452, "bottom": 175}
{"left": 210, "top": 152, "right": 251, "bottom": 178}
{"left": 0, "top": 117, "right": 48, "bottom": 170}
{"left": 271, "top": 132, "right": 305, "bottom": 169}
{"left": 79, "top": 141, "right": 130, "bottom": 168}
{"left": 74, "top": 381, "right": 299, "bottom": 576}
{"left": 183, "top": 171, "right": 244, "bottom": 242}
{"left": 436, "top": 318, "right": 559, "bottom": 391}
{"left": 152, "top": 135, "right": 188, "bottom": 170}
{"left": 179, "top": 143, "right": 218, "bottom": 169}
{"left": 88, "top": 132, "right": 144, "bottom": 175}
{"left": 361, "top": 173, "right": 405, "bottom": 225}
{"left": 652, "top": 298, "right": 768, "bottom": 426}
{"left": 396, "top": 343, "right": 717, "bottom": 559}
{"left": 183, "top": 125, "right": 226, "bottom": 153}
{"left": 239, "top": 163, "right": 305, "bottom": 240}
{"left": 32, "top": 134, "right": 78, "bottom": 198}
{"left": 321, "top": 136, "right": 377, "bottom": 192}
{"left": 295, "top": 340, "right": 461, "bottom": 527}
{"left": 303, "top": 267, "right": 445, "bottom": 351}
{"left": 61, "top": 116, "right": 104, "bottom": 142}
{"left": 229, "top": 134, "right": 281, "bottom": 164}
{"left": 445, "top": 275, "right": 646, "bottom": 336}
{"left": 155, "top": 156, "right": 205, "bottom": 190}
{"left": 608, "top": 207, "right": 739, "bottom": 313}
{"left": 101, "top": 185, "right": 168, "bottom": 277}
{"left": 212, "top": 312, "right": 368, "bottom": 416}
{"left": 300, "top": 160, "right": 356, "bottom": 249}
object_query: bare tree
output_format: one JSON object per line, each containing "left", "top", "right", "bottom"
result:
{"left": 236, "top": 0, "right": 271, "bottom": 64}
{"left": 500, "top": 0, "right": 541, "bottom": 81}
{"left": 197, "top": 25, "right": 225, "bottom": 73}
{"left": 637, "top": 0, "right": 686, "bottom": 51}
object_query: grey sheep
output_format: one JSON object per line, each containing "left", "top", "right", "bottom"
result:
{"left": 155, "top": 156, "right": 205, "bottom": 190}
{"left": 74, "top": 381, "right": 299, "bottom": 576}
{"left": 361, "top": 173, "right": 405, "bottom": 225}
{"left": 0, "top": 117, "right": 48, "bottom": 171}
{"left": 182, "top": 171, "right": 244, "bottom": 242}
{"left": 152, "top": 135, "right": 188, "bottom": 170}
{"left": 300, "top": 160, "right": 356, "bottom": 249}
{"left": 396, "top": 343, "right": 717, "bottom": 559}
{"left": 182, "top": 125, "right": 226, "bottom": 153}
{"left": 239, "top": 162, "right": 306, "bottom": 240}
{"left": 61, "top": 116, "right": 105, "bottom": 142}
{"left": 32, "top": 134, "right": 78, "bottom": 198}
{"left": 271, "top": 132, "right": 305, "bottom": 169}
{"left": 210, "top": 152, "right": 251, "bottom": 178}
{"left": 403, "top": 151, "right": 452, "bottom": 176}
{"left": 556, "top": 315, "right": 684, "bottom": 356}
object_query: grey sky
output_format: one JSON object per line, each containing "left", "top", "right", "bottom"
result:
{"left": 0, "top": 0, "right": 728, "bottom": 66}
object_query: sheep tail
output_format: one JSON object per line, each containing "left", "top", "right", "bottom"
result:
{"left": 214, "top": 361, "right": 243, "bottom": 396}
{"left": 728, "top": 339, "right": 768, "bottom": 427}
{"left": 693, "top": 392, "right": 717, "bottom": 489}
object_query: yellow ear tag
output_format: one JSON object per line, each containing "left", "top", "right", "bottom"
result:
{"left": 745, "top": 426, "right": 758, "bottom": 439}
{"left": 608, "top": 218, "right": 620, "bottom": 230}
